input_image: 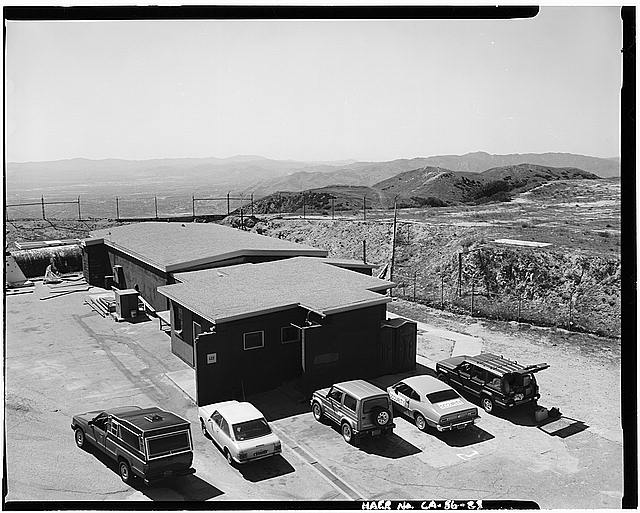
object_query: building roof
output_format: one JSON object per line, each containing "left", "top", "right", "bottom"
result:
{"left": 89, "top": 222, "right": 327, "bottom": 273}
{"left": 158, "top": 257, "right": 395, "bottom": 324}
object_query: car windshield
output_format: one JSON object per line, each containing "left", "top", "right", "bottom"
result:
{"left": 232, "top": 418, "right": 271, "bottom": 441}
{"left": 426, "top": 389, "right": 460, "bottom": 403}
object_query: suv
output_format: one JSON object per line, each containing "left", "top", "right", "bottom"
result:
{"left": 436, "top": 353, "right": 549, "bottom": 413}
{"left": 72, "top": 406, "right": 195, "bottom": 484}
{"left": 311, "top": 380, "right": 394, "bottom": 444}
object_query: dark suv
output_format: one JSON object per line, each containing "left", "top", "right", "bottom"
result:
{"left": 72, "top": 406, "right": 195, "bottom": 484}
{"left": 436, "top": 353, "right": 549, "bottom": 413}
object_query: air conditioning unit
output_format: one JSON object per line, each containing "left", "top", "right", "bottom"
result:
{"left": 114, "top": 289, "right": 139, "bottom": 320}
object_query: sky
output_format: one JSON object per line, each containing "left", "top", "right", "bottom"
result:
{"left": 5, "top": 7, "right": 622, "bottom": 163}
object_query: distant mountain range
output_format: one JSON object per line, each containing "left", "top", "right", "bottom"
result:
{"left": 246, "top": 164, "right": 601, "bottom": 213}
{"left": 6, "top": 152, "right": 618, "bottom": 199}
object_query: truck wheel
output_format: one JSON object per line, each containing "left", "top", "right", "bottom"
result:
{"left": 312, "top": 402, "right": 324, "bottom": 422}
{"left": 341, "top": 422, "right": 354, "bottom": 444}
{"left": 372, "top": 407, "right": 391, "bottom": 427}
{"left": 481, "top": 396, "right": 494, "bottom": 413}
{"left": 74, "top": 428, "right": 85, "bottom": 449}
{"left": 414, "top": 413, "right": 427, "bottom": 432}
{"left": 119, "top": 460, "right": 132, "bottom": 484}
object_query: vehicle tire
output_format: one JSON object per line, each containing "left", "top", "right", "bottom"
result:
{"left": 119, "top": 459, "right": 132, "bottom": 485}
{"left": 341, "top": 422, "right": 354, "bottom": 444}
{"left": 371, "top": 407, "right": 391, "bottom": 427}
{"left": 200, "top": 419, "right": 208, "bottom": 438}
{"left": 481, "top": 396, "right": 494, "bottom": 413}
{"left": 437, "top": 373, "right": 448, "bottom": 383}
{"left": 414, "top": 413, "right": 427, "bottom": 432}
{"left": 312, "top": 402, "right": 324, "bottom": 422}
{"left": 224, "top": 448, "right": 235, "bottom": 466}
{"left": 74, "top": 428, "right": 85, "bottom": 449}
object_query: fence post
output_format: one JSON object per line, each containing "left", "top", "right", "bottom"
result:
{"left": 331, "top": 198, "right": 335, "bottom": 220}
{"left": 362, "top": 240, "right": 367, "bottom": 263}
{"left": 568, "top": 290, "right": 574, "bottom": 331}
{"left": 227, "top": 192, "right": 230, "bottom": 215}
{"left": 517, "top": 295, "right": 521, "bottom": 323}
{"left": 251, "top": 193, "right": 254, "bottom": 216}
{"left": 441, "top": 275, "right": 444, "bottom": 309}
{"left": 77, "top": 196, "right": 81, "bottom": 220}
{"left": 471, "top": 281, "right": 475, "bottom": 316}
{"left": 116, "top": 197, "right": 120, "bottom": 221}
{"left": 192, "top": 195, "right": 195, "bottom": 218}
{"left": 240, "top": 206, "right": 244, "bottom": 230}
{"left": 155, "top": 196, "right": 158, "bottom": 219}
{"left": 363, "top": 195, "right": 366, "bottom": 221}
{"left": 413, "top": 270, "right": 417, "bottom": 301}
{"left": 302, "top": 194, "right": 306, "bottom": 219}
{"left": 457, "top": 252, "right": 463, "bottom": 296}
{"left": 41, "top": 196, "right": 46, "bottom": 220}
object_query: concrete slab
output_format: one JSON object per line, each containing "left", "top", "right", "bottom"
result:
{"left": 166, "top": 368, "right": 196, "bottom": 404}
{"left": 387, "top": 311, "right": 483, "bottom": 358}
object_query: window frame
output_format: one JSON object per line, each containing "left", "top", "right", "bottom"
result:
{"left": 281, "top": 326, "right": 300, "bottom": 344}
{"left": 243, "top": 330, "right": 265, "bottom": 351}
{"left": 343, "top": 394, "right": 357, "bottom": 411}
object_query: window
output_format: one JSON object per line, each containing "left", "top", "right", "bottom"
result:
{"left": 211, "top": 411, "right": 222, "bottom": 427}
{"left": 110, "top": 420, "right": 119, "bottom": 436}
{"left": 147, "top": 431, "right": 191, "bottom": 458}
{"left": 220, "top": 418, "right": 230, "bottom": 438}
{"left": 193, "top": 321, "right": 202, "bottom": 341}
{"left": 243, "top": 331, "right": 264, "bottom": 350}
{"left": 233, "top": 419, "right": 272, "bottom": 441}
{"left": 343, "top": 394, "right": 357, "bottom": 411}
{"left": 426, "top": 389, "right": 460, "bottom": 404}
{"left": 281, "top": 326, "right": 300, "bottom": 344}
{"left": 174, "top": 304, "right": 183, "bottom": 333}
{"left": 410, "top": 389, "right": 421, "bottom": 401}
{"left": 328, "top": 388, "right": 343, "bottom": 402}
{"left": 120, "top": 425, "right": 142, "bottom": 453}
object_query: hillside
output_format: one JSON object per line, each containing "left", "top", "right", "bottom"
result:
{"left": 247, "top": 164, "right": 601, "bottom": 212}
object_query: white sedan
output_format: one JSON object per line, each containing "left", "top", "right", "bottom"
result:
{"left": 198, "top": 400, "right": 281, "bottom": 465}
{"left": 387, "top": 375, "right": 479, "bottom": 432}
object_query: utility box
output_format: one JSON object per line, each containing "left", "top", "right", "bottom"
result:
{"left": 114, "top": 289, "right": 139, "bottom": 320}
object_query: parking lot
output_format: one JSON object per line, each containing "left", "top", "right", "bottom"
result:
{"left": 5, "top": 283, "right": 622, "bottom": 507}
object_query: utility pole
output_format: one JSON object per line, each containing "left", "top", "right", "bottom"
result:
{"left": 389, "top": 198, "right": 398, "bottom": 296}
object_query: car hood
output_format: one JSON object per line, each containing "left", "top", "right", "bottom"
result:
{"left": 313, "top": 388, "right": 330, "bottom": 398}
{"left": 73, "top": 410, "right": 102, "bottom": 423}
{"left": 437, "top": 356, "right": 467, "bottom": 370}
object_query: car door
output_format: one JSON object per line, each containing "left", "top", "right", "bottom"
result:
{"left": 326, "top": 387, "right": 344, "bottom": 422}
{"left": 467, "top": 366, "right": 487, "bottom": 396}
{"left": 389, "top": 383, "right": 412, "bottom": 413}
{"left": 209, "top": 411, "right": 224, "bottom": 447}
{"left": 91, "top": 413, "right": 109, "bottom": 453}
{"left": 218, "top": 417, "right": 235, "bottom": 456}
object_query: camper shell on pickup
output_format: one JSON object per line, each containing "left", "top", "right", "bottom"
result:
{"left": 72, "top": 406, "right": 195, "bottom": 485}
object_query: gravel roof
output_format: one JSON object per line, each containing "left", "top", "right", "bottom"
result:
{"left": 90, "top": 222, "right": 326, "bottom": 272}
{"left": 159, "top": 257, "right": 394, "bottom": 323}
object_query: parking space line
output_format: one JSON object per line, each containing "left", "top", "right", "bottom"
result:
{"left": 272, "top": 426, "right": 365, "bottom": 500}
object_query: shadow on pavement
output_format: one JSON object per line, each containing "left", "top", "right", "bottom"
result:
{"left": 237, "top": 454, "right": 295, "bottom": 482}
{"left": 537, "top": 415, "right": 589, "bottom": 438}
{"left": 83, "top": 444, "right": 223, "bottom": 501}
{"left": 430, "top": 424, "right": 495, "bottom": 447}
{"left": 356, "top": 432, "right": 421, "bottom": 459}
{"left": 368, "top": 363, "right": 437, "bottom": 390}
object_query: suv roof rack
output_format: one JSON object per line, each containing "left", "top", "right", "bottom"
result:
{"left": 471, "top": 353, "right": 548, "bottom": 376}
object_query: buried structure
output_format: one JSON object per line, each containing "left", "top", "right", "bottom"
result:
{"left": 158, "top": 257, "right": 417, "bottom": 405}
